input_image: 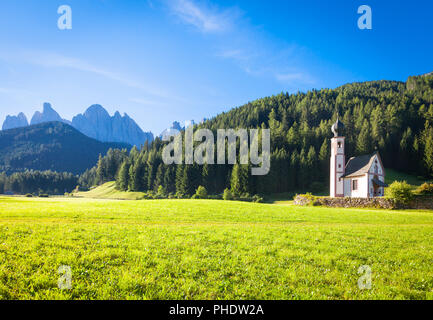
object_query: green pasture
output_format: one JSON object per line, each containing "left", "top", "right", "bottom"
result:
{"left": 0, "top": 197, "right": 432, "bottom": 300}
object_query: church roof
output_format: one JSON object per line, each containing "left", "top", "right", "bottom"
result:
{"left": 372, "top": 177, "right": 388, "bottom": 188}
{"left": 331, "top": 118, "right": 345, "bottom": 137}
{"left": 341, "top": 151, "right": 381, "bottom": 178}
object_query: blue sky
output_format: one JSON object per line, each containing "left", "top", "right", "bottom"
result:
{"left": 0, "top": 0, "right": 432, "bottom": 134}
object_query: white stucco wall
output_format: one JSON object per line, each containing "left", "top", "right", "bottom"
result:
{"left": 330, "top": 137, "right": 345, "bottom": 197}
{"left": 344, "top": 174, "right": 369, "bottom": 198}
{"left": 369, "top": 155, "right": 384, "bottom": 176}
{"left": 368, "top": 155, "right": 385, "bottom": 197}
{"left": 330, "top": 156, "right": 335, "bottom": 197}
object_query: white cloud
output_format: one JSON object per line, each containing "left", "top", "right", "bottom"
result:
{"left": 165, "top": 0, "right": 320, "bottom": 90}
{"left": 129, "top": 97, "right": 171, "bottom": 108}
{"left": 216, "top": 49, "right": 249, "bottom": 61}
{"left": 25, "top": 52, "right": 149, "bottom": 91}
{"left": 275, "top": 72, "right": 316, "bottom": 85}
{"left": 0, "top": 50, "right": 186, "bottom": 102}
{"left": 168, "top": 0, "right": 237, "bottom": 33}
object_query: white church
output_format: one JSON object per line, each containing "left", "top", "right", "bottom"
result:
{"left": 330, "top": 118, "right": 388, "bottom": 198}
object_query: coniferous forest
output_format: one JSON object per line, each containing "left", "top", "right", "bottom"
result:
{"left": 86, "top": 74, "right": 433, "bottom": 197}
{"left": 2, "top": 73, "right": 433, "bottom": 196}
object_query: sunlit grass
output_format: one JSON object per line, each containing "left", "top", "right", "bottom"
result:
{"left": 0, "top": 197, "right": 432, "bottom": 300}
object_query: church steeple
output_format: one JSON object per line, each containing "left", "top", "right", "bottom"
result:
{"left": 331, "top": 117, "right": 345, "bottom": 137}
{"left": 330, "top": 117, "right": 346, "bottom": 197}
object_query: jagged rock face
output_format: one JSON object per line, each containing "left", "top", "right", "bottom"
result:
{"left": 2, "top": 103, "right": 153, "bottom": 147}
{"left": 72, "top": 105, "right": 111, "bottom": 142}
{"left": 2, "top": 112, "right": 29, "bottom": 130}
{"left": 72, "top": 105, "right": 153, "bottom": 147}
{"left": 159, "top": 121, "right": 183, "bottom": 139}
{"left": 30, "top": 103, "right": 68, "bottom": 125}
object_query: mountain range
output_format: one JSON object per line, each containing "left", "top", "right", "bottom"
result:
{"left": 2, "top": 103, "right": 153, "bottom": 147}
{"left": 0, "top": 122, "right": 131, "bottom": 174}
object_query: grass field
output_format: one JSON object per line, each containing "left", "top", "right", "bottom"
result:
{"left": 75, "top": 182, "right": 146, "bottom": 200}
{"left": 385, "top": 169, "right": 428, "bottom": 188}
{"left": 0, "top": 197, "right": 433, "bottom": 300}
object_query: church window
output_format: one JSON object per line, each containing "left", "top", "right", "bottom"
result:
{"left": 352, "top": 180, "right": 358, "bottom": 191}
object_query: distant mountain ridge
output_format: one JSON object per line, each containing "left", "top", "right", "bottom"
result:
{"left": 0, "top": 122, "right": 131, "bottom": 174}
{"left": 30, "top": 103, "right": 70, "bottom": 126}
{"left": 2, "top": 112, "right": 29, "bottom": 130}
{"left": 159, "top": 120, "right": 201, "bottom": 139}
{"left": 2, "top": 103, "right": 153, "bottom": 147}
{"left": 72, "top": 104, "right": 153, "bottom": 147}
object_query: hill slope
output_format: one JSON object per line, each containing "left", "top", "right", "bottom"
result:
{"left": 0, "top": 122, "right": 131, "bottom": 174}
{"left": 75, "top": 181, "right": 146, "bottom": 200}
{"left": 102, "top": 73, "right": 433, "bottom": 197}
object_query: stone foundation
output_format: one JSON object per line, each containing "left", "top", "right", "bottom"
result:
{"left": 294, "top": 194, "right": 433, "bottom": 210}
{"left": 408, "top": 196, "right": 433, "bottom": 210}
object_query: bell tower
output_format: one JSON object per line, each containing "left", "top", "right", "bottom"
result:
{"left": 330, "top": 118, "right": 345, "bottom": 197}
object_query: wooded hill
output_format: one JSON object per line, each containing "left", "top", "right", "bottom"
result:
{"left": 88, "top": 73, "right": 433, "bottom": 197}
{"left": 0, "top": 122, "right": 131, "bottom": 175}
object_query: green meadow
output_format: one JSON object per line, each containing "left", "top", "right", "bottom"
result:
{"left": 0, "top": 196, "right": 433, "bottom": 300}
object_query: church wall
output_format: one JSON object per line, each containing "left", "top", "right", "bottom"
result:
{"left": 368, "top": 155, "right": 386, "bottom": 197}
{"left": 369, "top": 155, "right": 384, "bottom": 176}
{"left": 330, "top": 157, "right": 335, "bottom": 197}
{"left": 344, "top": 179, "right": 351, "bottom": 197}
{"left": 344, "top": 174, "right": 369, "bottom": 198}
{"left": 330, "top": 137, "right": 345, "bottom": 197}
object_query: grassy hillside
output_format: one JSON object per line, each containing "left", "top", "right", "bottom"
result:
{"left": 75, "top": 182, "right": 146, "bottom": 200}
{"left": 385, "top": 168, "right": 428, "bottom": 187}
{"left": 103, "top": 74, "right": 433, "bottom": 199}
{"left": 0, "top": 122, "right": 130, "bottom": 174}
{"left": 0, "top": 197, "right": 432, "bottom": 300}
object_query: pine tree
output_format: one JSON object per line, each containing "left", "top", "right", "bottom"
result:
{"left": 96, "top": 154, "right": 105, "bottom": 185}
{"left": 356, "top": 120, "right": 371, "bottom": 154}
{"left": 116, "top": 160, "right": 130, "bottom": 191}
{"left": 423, "top": 124, "right": 433, "bottom": 176}
{"left": 154, "top": 164, "right": 165, "bottom": 191}
{"left": 175, "top": 164, "right": 186, "bottom": 196}
{"left": 230, "top": 164, "right": 249, "bottom": 196}
{"left": 230, "top": 164, "right": 242, "bottom": 196}
{"left": 318, "top": 138, "right": 330, "bottom": 183}
{"left": 164, "top": 165, "right": 176, "bottom": 194}
{"left": 306, "top": 146, "right": 318, "bottom": 184}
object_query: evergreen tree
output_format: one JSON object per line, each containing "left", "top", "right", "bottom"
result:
{"left": 175, "top": 164, "right": 186, "bottom": 196}
{"left": 96, "top": 154, "right": 105, "bottom": 185}
{"left": 116, "top": 160, "right": 130, "bottom": 191}
{"left": 356, "top": 119, "right": 371, "bottom": 154}
{"left": 154, "top": 164, "right": 165, "bottom": 191}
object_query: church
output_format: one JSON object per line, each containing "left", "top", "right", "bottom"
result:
{"left": 330, "top": 118, "right": 388, "bottom": 198}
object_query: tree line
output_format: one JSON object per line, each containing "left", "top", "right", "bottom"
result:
{"left": 2, "top": 74, "right": 432, "bottom": 196}
{"left": 85, "top": 75, "right": 433, "bottom": 197}
{"left": 0, "top": 170, "right": 78, "bottom": 195}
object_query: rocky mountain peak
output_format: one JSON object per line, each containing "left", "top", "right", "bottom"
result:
{"left": 84, "top": 104, "right": 111, "bottom": 119}
{"left": 2, "top": 103, "right": 153, "bottom": 147}
{"left": 72, "top": 105, "right": 153, "bottom": 147}
{"left": 2, "top": 112, "right": 29, "bottom": 130}
{"left": 30, "top": 103, "right": 66, "bottom": 126}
